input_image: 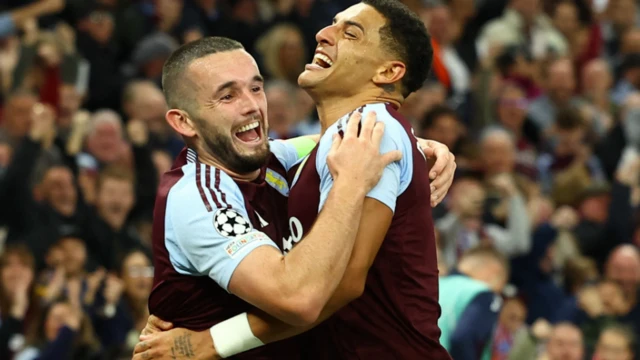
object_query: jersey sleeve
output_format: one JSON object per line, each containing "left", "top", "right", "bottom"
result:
{"left": 270, "top": 138, "right": 316, "bottom": 171}
{"left": 165, "top": 166, "right": 280, "bottom": 292}
{"left": 316, "top": 110, "right": 413, "bottom": 213}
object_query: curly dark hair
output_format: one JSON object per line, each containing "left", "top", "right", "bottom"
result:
{"left": 362, "top": 0, "right": 433, "bottom": 97}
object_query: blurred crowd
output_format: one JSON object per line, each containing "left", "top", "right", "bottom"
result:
{"left": 0, "top": 0, "right": 640, "bottom": 359}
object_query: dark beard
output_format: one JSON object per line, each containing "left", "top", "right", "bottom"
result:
{"left": 201, "top": 126, "right": 270, "bottom": 174}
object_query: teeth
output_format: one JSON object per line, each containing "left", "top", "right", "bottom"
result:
{"left": 236, "top": 121, "right": 259, "bottom": 133}
{"left": 313, "top": 53, "right": 333, "bottom": 67}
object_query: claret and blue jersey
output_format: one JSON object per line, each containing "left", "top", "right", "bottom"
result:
{"left": 286, "top": 102, "right": 449, "bottom": 359}
{"left": 148, "top": 141, "right": 305, "bottom": 359}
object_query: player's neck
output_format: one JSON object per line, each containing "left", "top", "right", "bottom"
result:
{"left": 316, "top": 92, "right": 401, "bottom": 133}
{"left": 197, "top": 151, "right": 261, "bottom": 182}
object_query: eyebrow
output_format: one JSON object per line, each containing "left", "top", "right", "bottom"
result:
{"left": 333, "top": 18, "right": 365, "bottom": 34}
{"left": 215, "top": 75, "right": 264, "bottom": 94}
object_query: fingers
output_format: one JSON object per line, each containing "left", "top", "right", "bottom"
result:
{"left": 149, "top": 315, "right": 173, "bottom": 330}
{"left": 329, "top": 133, "right": 342, "bottom": 154}
{"left": 359, "top": 111, "right": 377, "bottom": 141}
{"left": 134, "top": 340, "right": 150, "bottom": 354}
{"left": 429, "top": 149, "right": 450, "bottom": 180}
{"left": 381, "top": 150, "right": 402, "bottom": 166}
{"left": 344, "top": 111, "right": 362, "bottom": 139}
{"left": 371, "top": 121, "right": 386, "bottom": 150}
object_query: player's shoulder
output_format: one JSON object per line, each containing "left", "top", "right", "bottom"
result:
{"left": 168, "top": 161, "right": 244, "bottom": 215}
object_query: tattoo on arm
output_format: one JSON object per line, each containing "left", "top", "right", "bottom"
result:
{"left": 170, "top": 333, "right": 195, "bottom": 359}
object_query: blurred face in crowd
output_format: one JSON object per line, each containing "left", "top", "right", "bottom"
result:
{"left": 175, "top": 50, "right": 270, "bottom": 174}
{"left": 59, "top": 237, "right": 87, "bottom": 277}
{"left": 127, "top": 83, "right": 169, "bottom": 135}
{"left": 45, "top": 302, "right": 73, "bottom": 341}
{"left": 579, "top": 193, "right": 611, "bottom": 225}
{"left": 546, "top": 323, "right": 584, "bottom": 360}
{"left": 426, "top": 6, "right": 452, "bottom": 44}
{"left": 58, "top": 85, "right": 83, "bottom": 128}
{"left": 450, "top": 179, "right": 486, "bottom": 219}
{"left": 480, "top": 132, "right": 516, "bottom": 175}
{"left": 594, "top": 329, "right": 634, "bottom": 360}
{"left": 497, "top": 85, "right": 527, "bottom": 133}
{"left": 266, "top": 85, "right": 297, "bottom": 137}
{"left": 278, "top": 29, "right": 306, "bottom": 82}
{"left": 547, "top": 59, "right": 576, "bottom": 105}
{"left": 86, "top": 118, "right": 125, "bottom": 164}
{"left": 581, "top": 60, "right": 612, "bottom": 94}
{"left": 122, "top": 251, "right": 154, "bottom": 303}
{"left": 421, "top": 113, "right": 461, "bottom": 150}
{"left": 97, "top": 176, "right": 135, "bottom": 227}
{"left": 553, "top": 126, "right": 585, "bottom": 157}
{"left": 605, "top": 247, "right": 640, "bottom": 300}
{"left": 1, "top": 252, "right": 34, "bottom": 296}
{"left": 39, "top": 166, "right": 77, "bottom": 217}
{"left": 2, "top": 93, "right": 37, "bottom": 139}
{"left": 299, "top": 4, "right": 404, "bottom": 100}
{"left": 553, "top": 2, "right": 580, "bottom": 38}
{"left": 499, "top": 298, "right": 527, "bottom": 334}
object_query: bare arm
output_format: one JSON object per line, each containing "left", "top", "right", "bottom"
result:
{"left": 226, "top": 112, "right": 399, "bottom": 326}
{"left": 245, "top": 199, "right": 392, "bottom": 343}
{"left": 133, "top": 199, "right": 392, "bottom": 360}
{"left": 9, "top": 0, "right": 65, "bottom": 26}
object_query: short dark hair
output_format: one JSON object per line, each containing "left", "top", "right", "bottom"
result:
{"left": 362, "top": 0, "right": 433, "bottom": 97}
{"left": 555, "top": 106, "right": 586, "bottom": 130}
{"left": 162, "top": 37, "right": 244, "bottom": 113}
{"left": 419, "top": 105, "right": 459, "bottom": 132}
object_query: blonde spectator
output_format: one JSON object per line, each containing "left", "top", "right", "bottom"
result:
{"left": 593, "top": 325, "right": 636, "bottom": 360}
{"left": 255, "top": 24, "right": 307, "bottom": 85}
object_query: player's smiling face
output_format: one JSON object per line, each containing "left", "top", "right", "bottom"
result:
{"left": 298, "top": 3, "right": 392, "bottom": 96}
{"left": 188, "top": 50, "right": 271, "bottom": 173}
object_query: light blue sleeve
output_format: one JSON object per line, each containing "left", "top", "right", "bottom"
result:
{"left": 0, "top": 13, "right": 15, "bottom": 37}
{"left": 269, "top": 140, "right": 303, "bottom": 171}
{"left": 316, "top": 111, "right": 414, "bottom": 213}
{"left": 165, "top": 165, "right": 280, "bottom": 292}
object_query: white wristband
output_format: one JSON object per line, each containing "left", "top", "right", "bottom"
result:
{"left": 210, "top": 312, "right": 265, "bottom": 358}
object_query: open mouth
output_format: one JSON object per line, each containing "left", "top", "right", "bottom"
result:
{"left": 312, "top": 53, "right": 333, "bottom": 68}
{"left": 234, "top": 121, "right": 262, "bottom": 143}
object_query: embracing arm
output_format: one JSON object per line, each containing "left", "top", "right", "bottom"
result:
{"left": 245, "top": 199, "right": 391, "bottom": 342}
{"left": 225, "top": 112, "right": 396, "bottom": 326}
{"left": 228, "top": 178, "right": 368, "bottom": 326}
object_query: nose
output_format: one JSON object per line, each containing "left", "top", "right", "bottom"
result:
{"left": 315, "top": 25, "right": 336, "bottom": 47}
{"left": 241, "top": 89, "right": 261, "bottom": 117}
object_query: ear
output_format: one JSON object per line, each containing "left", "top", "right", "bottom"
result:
{"left": 166, "top": 109, "right": 197, "bottom": 138}
{"left": 372, "top": 61, "right": 406, "bottom": 91}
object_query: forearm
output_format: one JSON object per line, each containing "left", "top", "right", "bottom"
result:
{"left": 280, "top": 179, "right": 366, "bottom": 312}
{"left": 10, "top": 1, "right": 65, "bottom": 25}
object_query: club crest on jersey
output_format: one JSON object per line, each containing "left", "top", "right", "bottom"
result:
{"left": 224, "top": 232, "right": 268, "bottom": 258}
{"left": 265, "top": 169, "right": 289, "bottom": 196}
{"left": 214, "top": 208, "right": 253, "bottom": 238}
